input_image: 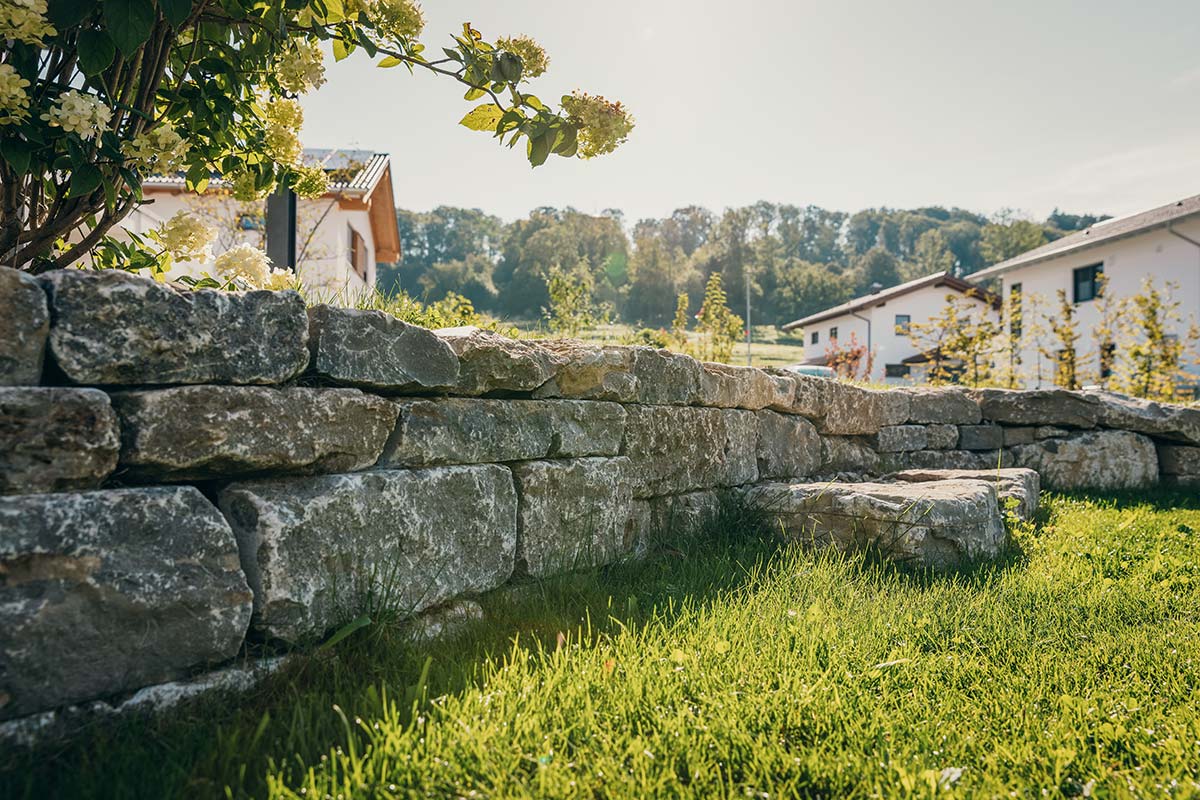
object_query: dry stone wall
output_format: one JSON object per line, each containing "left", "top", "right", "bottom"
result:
{"left": 2, "top": 266, "right": 1199, "bottom": 734}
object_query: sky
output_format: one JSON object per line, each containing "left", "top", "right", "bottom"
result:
{"left": 301, "top": 0, "right": 1200, "bottom": 223}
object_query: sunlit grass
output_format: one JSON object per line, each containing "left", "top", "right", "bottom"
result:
{"left": 6, "top": 491, "right": 1200, "bottom": 798}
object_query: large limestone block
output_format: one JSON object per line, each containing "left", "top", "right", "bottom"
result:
{"left": 307, "top": 305, "right": 458, "bottom": 391}
{"left": 380, "top": 398, "right": 625, "bottom": 466}
{"left": 766, "top": 373, "right": 796, "bottom": 412}
{"left": 0, "top": 487, "right": 252, "bottom": 720}
{"left": 890, "top": 468, "right": 1040, "bottom": 522}
{"left": 868, "top": 425, "right": 928, "bottom": 453}
{"left": 756, "top": 410, "right": 821, "bottom": 479}
{"left": 625, "top": 491, "right": 723, "bottom": 555}
{"left": 533, "top": 341, "right": 638, "bottom": 402}
{"left": 1156, "top": 445, "right": 1200, "bottom": 476}
{"left": 972, "top": 388, "right": 1099, "bottom": 429}
{"left": 0, "top": 267, "right": 49, "bottom": 385}
{"left": 819, "top": 436, "right": 881, "bottom": 476}
{"left": 436, "top": 327, "right": 555, "bottom": 395}
{"left": 0, "top": 387, "right": 119, "bottom": 495}
{"left": 219, "top": 466, "right": 517, "bottom": 643}
{"left": 621, "top": 406, "right": 757, "bottom": 497}
{"left": 513, "top": 457, "right": 634, "bottom": 577}
{"left": 905, "top": 449, "right": 1011, "bottom": 471}
{"left": 926, "top": 424, "right": 959, "bottom": 450}
{"left": 743, "top": 479, "right": 1007, "bottom": 568}
{"left": 113, "top": 386, "right": 396, "bottom": 481}
{"left": 697, "top": 363, "right": 777, "bottom": 410}
{"left": 1083, "top": 389, "right": 1200, "bottom": 446}
{"left": 901, "top": 388, "right": 981, "bottom": 425}
{"left": 813, "top": 382, "right": 899, "bottom": 436}
{"left": 41, "top": 270, "right": 308, "bottom": 385}
{"left": 631, "top": 348, "right": 701, "bottom": 405}
{"left": 1007, "top": 429, "right": 1158, "bottom": 490}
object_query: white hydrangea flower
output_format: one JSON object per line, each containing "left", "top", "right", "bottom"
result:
{"left": 214, "top": 243, "right": 272, "bottom": 287}
{"left": 275, "top": 40, "right": 326, "bottom": 94}
{"left": 42, "top": 90, "right": 112, "bottom": 141}
{"left": 263, "top": 267, "right": 296, "bottom": 291}
{"left": 123, "top": 122, "right": 190, "bottom": 173}
{"left": 0, "top": 0, "right": 56, "bottom": 46}
{"left": 263, "top": 98, "right": 304, "bottom": 166}
{"left": 158, "top": 211, "right": 216, "bottom": 263}
{"left": 0, "top": 63, "right": 31, "bottom": 126}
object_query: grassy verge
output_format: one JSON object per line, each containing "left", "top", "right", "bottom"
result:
{"left": 6, "top": 491, "right": 1200, "bottom": 799}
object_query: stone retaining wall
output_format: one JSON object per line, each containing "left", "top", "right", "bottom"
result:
{"left": 3, "top": 267, "right": 1200, "bottom": 732}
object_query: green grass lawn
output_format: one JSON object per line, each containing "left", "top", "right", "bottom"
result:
{"left": 6, "top": 491, "right": 1200, "bottom": 799}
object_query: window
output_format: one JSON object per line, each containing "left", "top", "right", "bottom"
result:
{"left": 829, "top": 326, "right": 838, "bottom": 341}
{"left": 1009, "top": 283, "right": 1023, "bottom": 337}
{"left": 1072, "top": 264, "right": 1103, "bottom": 303}
{"left": 810, "top": 331, "right": 819, "bottom": 345}
{"left": 347, "top": 224, "right": 368, "bottom": 281}
{"left": 885, "top": 363, "right": 910, "bottom": 378}
{"left": 894, "top": 314, "right": 911, "bottom": 334}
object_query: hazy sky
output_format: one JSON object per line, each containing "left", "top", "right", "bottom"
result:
{"left": 301, "top": 0, "right": 1200, "bottom": 222}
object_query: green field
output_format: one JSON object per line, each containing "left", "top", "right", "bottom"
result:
{"left": 6, "top": 491, "right": 1200, "bottom": 799}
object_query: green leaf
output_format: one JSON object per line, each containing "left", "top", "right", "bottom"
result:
{"left": 521, "top": 94, "right": 546, "bottom": 112}
{"left": 317, "top": 615, "right": 371, "bottom": 652}
{"left": 158, "top": 0, "right": 190, "bottom": 27}
{"left": 77, "top": 29, "right": 116, "bottom": 75}
{"left": 376, "top": 55, "right": 403, "bottom": 68}
{"left": 527, "top": 132, "right": 551, "bottom": 167}
{"left": 463, "top": 87, "right": 485, "bottom": 101}
{"left": 102, "top": 0, "right": 155, "bottom": 56}
{"left": 185, "top": 162, "right": 210, "bottom": 193}
{"left": 459, "top": 103, "right": 503, "bottom": 133}
{"left": 553, "top": 125, "right": 579, "bottom": 158}
{"left": 68, "top": 164, "right": 103, "bottom": 198}
{"left": 48, "top": 0, "right": 98, "bottom": 28}
{"left": 332, "top": 37, "right": 352, "bottom": 61}
{"left": 0, "top": 139, "right": 35, "bottom": 174}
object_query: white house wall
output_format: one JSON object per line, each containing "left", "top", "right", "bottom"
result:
{"left": 992, "top": 219, "right": 1200, "bottom": 386}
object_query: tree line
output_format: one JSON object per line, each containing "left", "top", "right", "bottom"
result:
{"left": 379, "top": 204, "right": 1109, "bottom": 326}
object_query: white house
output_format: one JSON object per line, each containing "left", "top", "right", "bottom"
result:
{"left": 969, "top": 193, "right": 1200, "bottom": 386}
{"left": 121, "top": 149, "right": 401, "bottom": 294}
{"left": 781, "top": 271, "right": 998, "bottom": 384}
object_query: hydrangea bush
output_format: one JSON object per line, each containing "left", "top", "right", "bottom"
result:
{"left": 0, "top": 0, "right": 634, "bottom": 274}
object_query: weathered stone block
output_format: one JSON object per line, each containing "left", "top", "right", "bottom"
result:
{"left": 533, "top": 341, "right": 638, "bottom": 402}
{"left": 219, "top": 465, "right": 517, "bottom": 643}
{"left": 0, "top": 388, "right": 119, "bottom": 495}
{"left": 972, "top": 388, "right": 1099, "bottom": 428}
{"left": 926, "top": 424, "right": 959, "bottom": 450}
{"left": 756, "top": 410, "right": 821, "bottom": 479}
{"left": 513, "top": 457, "right": 634, "bottom": 577}
{"left": 869, "top": 425, "right": 928, "bottom": 453}
{"left": 631, "top": 348, "right": 701, "bottom": 405}
{"left": 1157, "top": 445, "right": 1200, "bottom": 476}
{"left": 817, "top": 384, "right": 903, "bottom": 436}
{"left": 625, "top": 491, "right": 724, "bottom": 555}
{"left": 41, "top": 270, "right": 308, "bottom": 385}
{"left": 307, "top": 305, "right": 458, "bottom": 391}
{"left": 878, "top": 390, "right": 913, "bottom": 427}
{"left": 437, "top": 327, "right": 555, "bottom": 395}
{"left": 1007, "top": 429, "right": 1158, "bottom": 490}
{"left": 891, "top": 468, "right": 1040, "bottom": 522}
{"left": 764, "top": 372, "right": 796, "bottom": 412}
{"left": 819, "top": 435, "right": 881, "bottom": 476}
{"left": 743, "top": 479, "right": 1007, "bottom": 568}
{"left": 0, "top": 267, "right": 49, "bottom": 385}
{"left": 621, "top": 406, "right": 757, "bottom": 497}
{"left": 1084, "top": 389, "right": 1200, "bottom": 446}
{"left": 113, "top": 387, "right": 396, "bottom": 481}
{"left": 380, "top": 398, "right": 625, "bottom": 466}
{"left": 0, "top": 487, "right": 252, "bottom": 719}
{"left": 1035, "top": 426, "right": 1069, "bottom": 439}
{"left": 958, "top": 424, "right": 1004, "bottom": 451}
{"left": 697, "top": 363, "right": 776, "bottom": 409}
{"left": 905, "top": 449, "right": 1011, "bottom": 471}
{"left": 902, "top": 387, "right": 982, "bottom": 425}
{"left": 1002, "top": 426, "right": 1036, "bottom": 446}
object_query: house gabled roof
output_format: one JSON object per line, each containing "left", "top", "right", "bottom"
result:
{"left": 780, "top": 271, "right": 995, "bottom": 332}
{"left": 971, "top": 192, "right": 1200, "bottom": 280}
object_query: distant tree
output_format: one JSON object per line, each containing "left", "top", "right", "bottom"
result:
{"left": 1046, "top": 209, "right": 1111, "bottom": 232}
{"left": 980, "top": 219, "right": 1048, "bottom": 265}
{"left": 854, "top": 247, "right": 901, "bottom": 293}
{"left": 543, "top": 258, "right": 606, "bottom": 338}
{"left": 671, "top": 292, "right": 691, "bottom": 351}
{"left": 910, "top": 229, "right": 955, "bottom": 277}
{"left": 774, "top": 261, "right": 854, "bottom": 323}
{"left": 941, "top": 220, "right": 985, "bottom": 275}
{"left": 908, "top": 293, "right": 996, "bottom": 386}
{"left": 417, "top": 254, "right": 498, "bottom": 308}
{"left": 1114, "top": 279, "right": 1198, "bottom": 401}
{"left": 386, "top": 207, "right": 505, "bottom": 297}
{"left": 625, "top": 227, "right": 691, "bottom": 325}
